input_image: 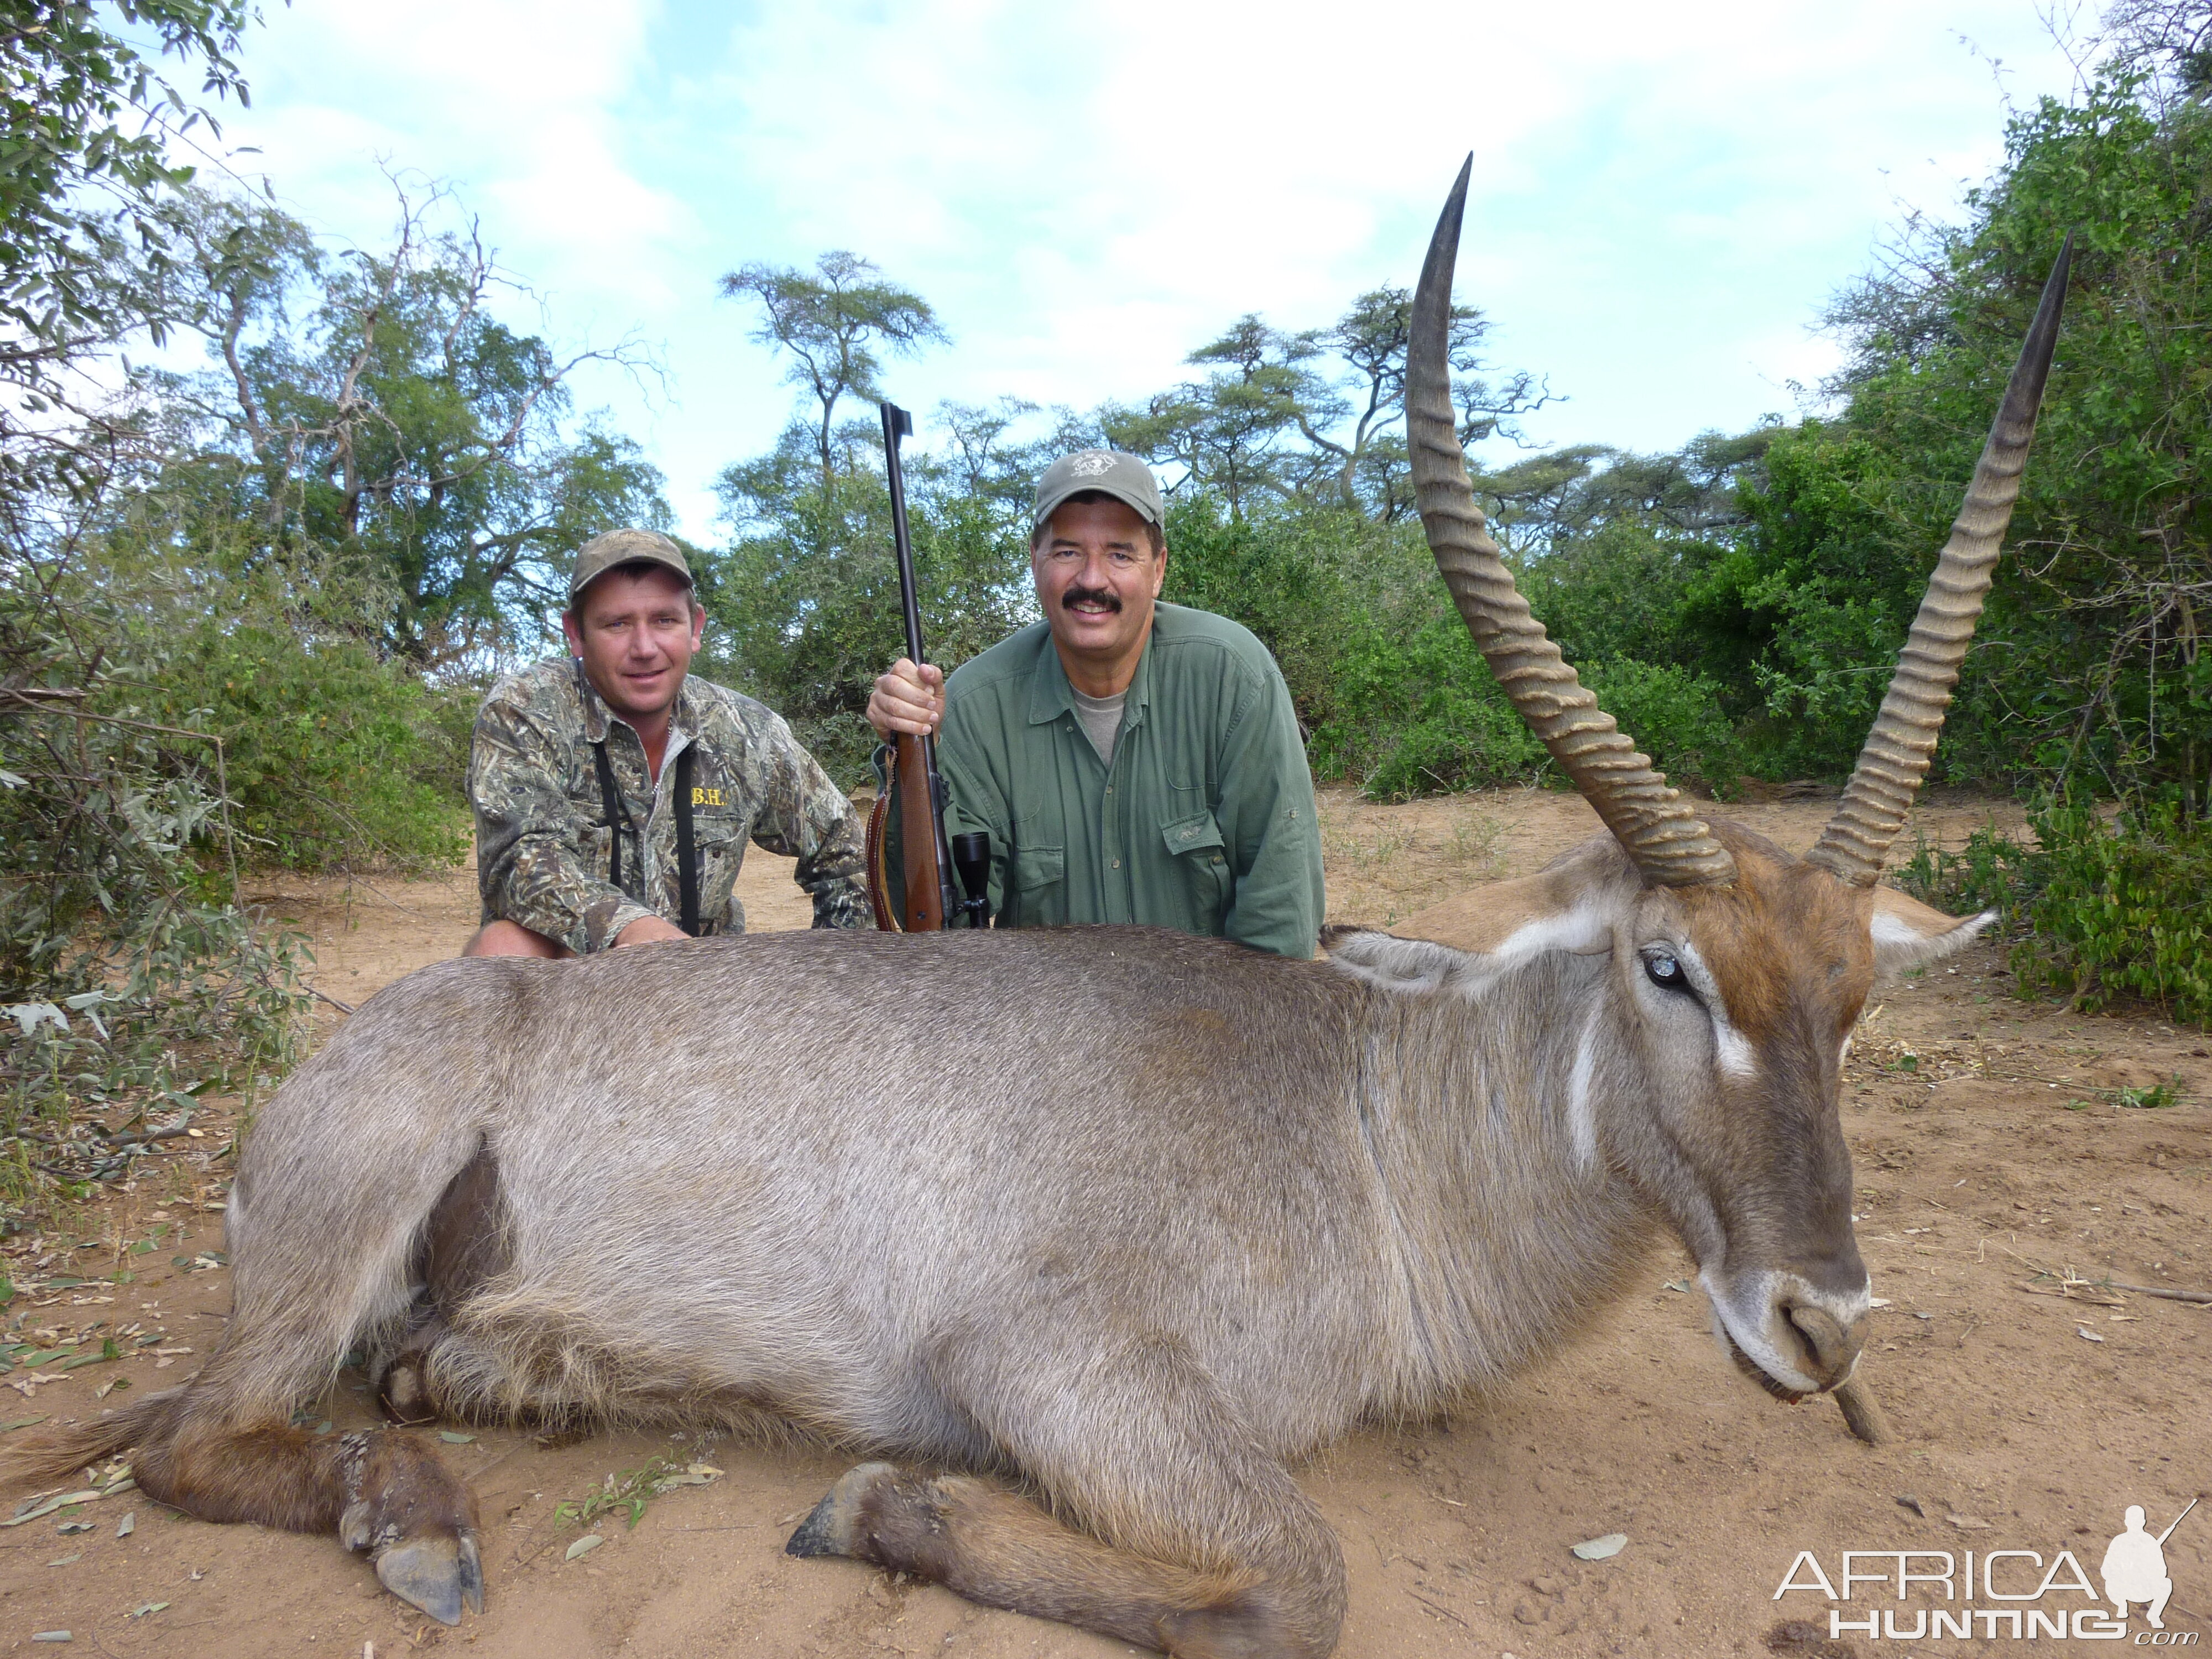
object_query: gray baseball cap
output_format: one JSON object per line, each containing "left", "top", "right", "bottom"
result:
{"left": 1033, "top": 450, "right": 1164, "bottom": 536}
{"left": 568, "top": 528, "right": 693, "bottom": 603}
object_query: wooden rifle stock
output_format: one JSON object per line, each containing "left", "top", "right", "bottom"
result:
{"left": 865, "top": 401, "right": 956, "bottom": 932}
{"left": 864, "top": 731, "right": 948, "bottom": 931}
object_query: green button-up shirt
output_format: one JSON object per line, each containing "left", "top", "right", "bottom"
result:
{"left": 907, "top": 603, "right": 1324, "bottom": 958}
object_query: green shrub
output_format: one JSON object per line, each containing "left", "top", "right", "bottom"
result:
{"left": 1580, "top": 658, "right": 1743, "bottom": 800}
{"left": 1894, "top": 820, "right": 2046, "bottom": 920}
{"left": 130, "top": 623, "right": 474, "bottom": 873}
{"left": 1, "top": 752, "right": 311, "bottom": 1159}
{"left": 1897, "top": 797, "right": 2212, "bottom": 1027}
{"left": 1304, "top": 613, "right": 1546, "bottom": 800}
{"left": 2014, "top": 796, "right": 2212, "bottom": 1025}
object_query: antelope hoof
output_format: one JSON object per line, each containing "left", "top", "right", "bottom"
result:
{"left": 374, "top": 1530, "right": 484, "bottom": 1625}
{"left": 786, "top": 1462, "right": 897, "bottom": 1559}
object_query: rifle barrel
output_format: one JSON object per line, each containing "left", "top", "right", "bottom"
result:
{"left": 883, "top": 403, "right": 925, "bottom": 667}
{"left": 2157, "top": 1496, "right": 2197, "bottom": 1546}
{"left": 879, "top": 400, "right": 957, "bottom": 928}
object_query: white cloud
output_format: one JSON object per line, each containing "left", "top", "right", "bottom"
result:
{"left": 210, "top": 0, "right": 2086, "bottom": 534}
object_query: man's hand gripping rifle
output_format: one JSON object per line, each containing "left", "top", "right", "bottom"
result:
{"left": 865, "top": 402, "right": 992, "bottom": 932}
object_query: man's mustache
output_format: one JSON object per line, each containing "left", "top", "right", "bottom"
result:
{"left": 1060, "top": 587, "right": 1123, "bottom": 613}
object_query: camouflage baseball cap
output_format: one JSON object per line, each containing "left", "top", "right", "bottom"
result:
{"left": 1034, "top": 450, "right": 1164, "bottom": 536}
{"left": 568, "top": 528, "right": 693, "bottom": 603}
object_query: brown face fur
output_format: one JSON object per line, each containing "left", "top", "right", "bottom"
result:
{"left": 1641, "top": 826, "right": 1877, "bottom": 1380}
{"left": 1668, "top": 825, "right": 1879, "bottom": 1058}
{"left": 1397, "top": 817, "right": 1986, "bottom": 1396}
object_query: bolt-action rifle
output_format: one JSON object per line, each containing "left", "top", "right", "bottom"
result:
{"left": 864, "top": 403, "right": 993, "bottom": 931}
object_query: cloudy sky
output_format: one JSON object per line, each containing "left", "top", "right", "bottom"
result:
{"left": 205, "top": 0, "right": 2091, "bottom": 538}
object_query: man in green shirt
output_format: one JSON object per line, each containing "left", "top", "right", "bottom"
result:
{"left": 867, "top": 451, "right": 1323, "bottom": 958}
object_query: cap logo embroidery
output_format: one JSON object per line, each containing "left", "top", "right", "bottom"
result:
{"left": 1067, "top": 451, "right": 1117, "bottom": 478}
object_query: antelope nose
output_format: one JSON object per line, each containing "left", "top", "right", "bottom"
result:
{"left": 1783, "top": 1302, "right": 1866, "bottom": 1391}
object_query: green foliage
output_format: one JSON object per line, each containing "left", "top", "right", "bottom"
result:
{"left": 1896, "top": 794, "right": 2212, "bottom": 1027}
{"left": 1793, "top": 75, "right": 2212, "bottom": 802}
{"left": 0, "top": 7, "right": 322, "bottom": 1202}
{"left": 0, "top": 0, "right": 251, "bottom": 379}
{"left": 1894, "top": 820, "right": 2045, "bottom": 920}
{"left": 2116, "top": 1076, "right": 2182, "bottom": 1109}
{"left": 554, "top": 1454, "right": 711, "bottom": 1531}
{"left": 142, "top": 185, "right": 672, "bottom": 667}
{"left": 2013, "top": 795, "right": 2212, "bottom": 1024}
{"left": 123, "top": 619, "right": 473, "bottom": 873}
{"left": 1161, "top": 495, "right": 1741, "bottom": 800}
{"left": 1320, "top": 628, "right": 1547, "bottom": 800}
{"left": 1580, "top": 659, "right": 1743, "bottom": 799}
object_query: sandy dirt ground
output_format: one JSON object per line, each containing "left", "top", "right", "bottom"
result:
{"left": 2, "top": 785, "right": 2207, "bottom": 1657}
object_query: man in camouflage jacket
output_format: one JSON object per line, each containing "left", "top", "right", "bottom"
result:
{"left": 465, "top": 529, "right": 869, "bottom": 957}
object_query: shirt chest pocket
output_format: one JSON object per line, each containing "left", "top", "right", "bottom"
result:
{"left": 685, "top": 810, "right": 745, "bottom": 931}
{"left": 1162, "top": 808, "right": 1232, "bottom": 912}
{"left": 1011, "top": 844, "right": 1065, "bottom": 893}
{"left": 1007, "top": 798, "right": 1066, "bottom": 914}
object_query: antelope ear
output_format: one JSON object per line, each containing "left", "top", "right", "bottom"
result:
{"left": 1324, "top": 930, "right": 1469, "bottom": 992}
{"left": 1870, "top": 887, "right": 1995, "bottom": 978}
{"left": 1398, "top": 840, "right": 1625, "bottom": 957}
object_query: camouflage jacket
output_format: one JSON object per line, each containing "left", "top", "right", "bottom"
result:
{"left": 470, "top": 658, "right": 869, "bottom": 952}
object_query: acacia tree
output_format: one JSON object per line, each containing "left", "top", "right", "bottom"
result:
{"left": 719, "top": 251, "right": 947, "bottom": 501}
{"left": 1103, "top": 315, "right": 1309, "bottom": 519}
{"left": 1, "top": 0, "right": 252, "bottom": 439}
{"left": 143, "top": 184, "right": 670, "bottom": 668}
{"left": 1103, "top": 291, "right": 1547, "bottom": 521}
{"left": 1305, "top": 286, "right": 1548, "bottom": 517}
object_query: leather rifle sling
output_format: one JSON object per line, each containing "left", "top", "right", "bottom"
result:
{"left": 863, "top": 744, "right": 901, "bottom": 931}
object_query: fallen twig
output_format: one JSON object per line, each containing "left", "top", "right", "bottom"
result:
{"left": 2107, "top": 1281, "right": 2212, "bottom": 1306}
{"left": 104, "top": 1127, "right": 195, "bottom": 1150}
{"left": 2006, "top": 1244, "right": 2212, "bottom": 1306}
{"left": 2018, "top": 1281, "right": 2127, "bottom": 1307}
{"left": 308, "top": 985, "right": 356, "bottom": 1014}
{"left": 1407, "top": 1590, "right": 1471, "bottom": 1629}
{"left": 340, "top": 875, "right": 426, "bottom": 919}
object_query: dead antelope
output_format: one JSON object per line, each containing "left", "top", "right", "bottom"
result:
{"left": 7, "top": 162, "right": 2070, "bottom": 1658}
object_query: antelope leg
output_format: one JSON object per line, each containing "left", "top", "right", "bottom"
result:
{"left": 792, "top": 1332, "right": 1346, "bottom": 1658}
{"left": 126, "top": 1417, "right": 484, "bottom": 1625}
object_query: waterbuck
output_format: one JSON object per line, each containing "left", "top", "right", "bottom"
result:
{"left": 9, "top": 162, "right": 2070, "bottom": 1658}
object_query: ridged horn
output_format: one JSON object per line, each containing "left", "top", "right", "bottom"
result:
{"left": 1408, "top": 156, "right": 1736, "bottom": 887}
{"left": 1804, "top": 233, "right": 2074, "bottom": 886}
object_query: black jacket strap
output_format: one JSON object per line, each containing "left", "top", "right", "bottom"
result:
{"left": 674, "top": 746, "right": 700, "bottom": 936}
{"left": 592, "top": 740, "right": 627, "bottom": 889}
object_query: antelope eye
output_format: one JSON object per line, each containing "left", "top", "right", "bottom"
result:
{"left": 1644, "top": 951, "right": 1691, "bottom": 993}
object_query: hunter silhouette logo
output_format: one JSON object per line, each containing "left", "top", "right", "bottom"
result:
{"left": 1065, "top": 450, "right": 1118, "bottom": 478}
{"left": 1773, "top": 1496, "right": 2200, "bottom": 1642}
{"left": 2105, "top": 1499, "right": 2194, "bottom": 1631}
